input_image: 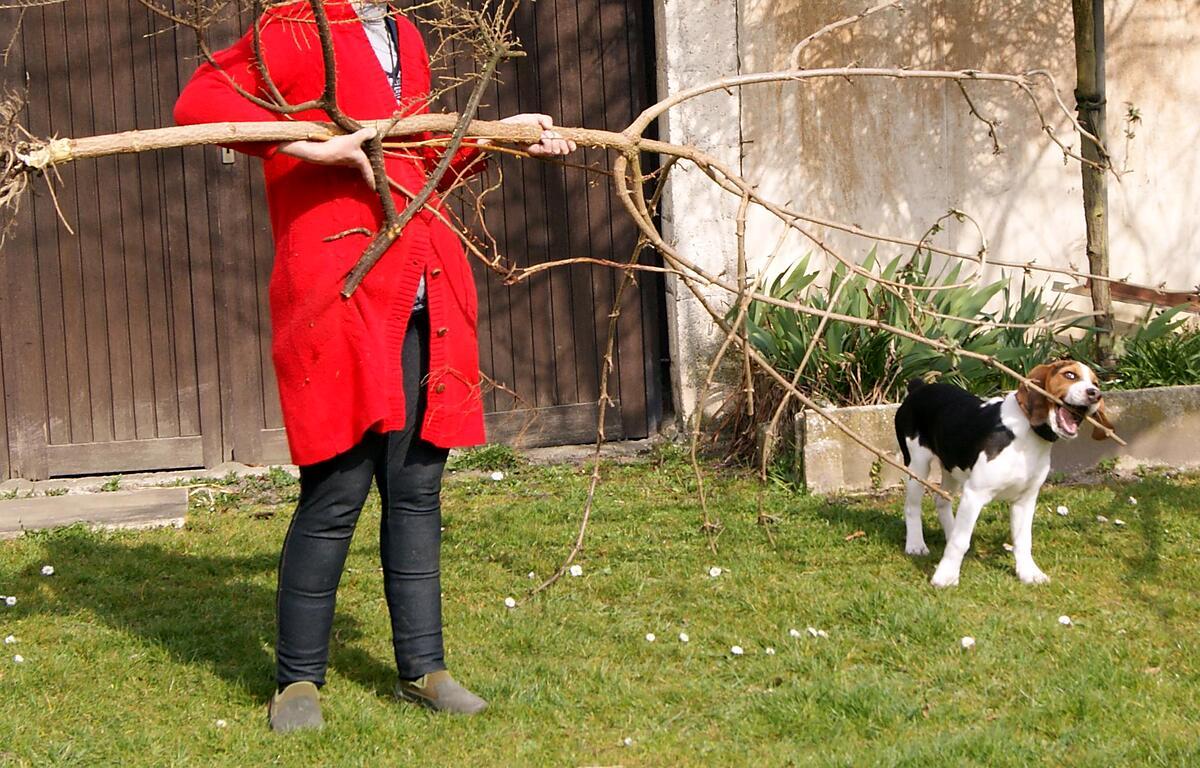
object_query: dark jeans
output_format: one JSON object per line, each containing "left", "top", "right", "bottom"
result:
{"left": 275, "top": 309, "right": 449, "bottom": 686}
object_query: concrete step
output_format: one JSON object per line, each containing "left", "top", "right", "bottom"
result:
{"left": 0, "top": 487, "right": 188, "bottom": 540}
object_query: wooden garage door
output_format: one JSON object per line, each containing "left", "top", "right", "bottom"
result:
{"left": 2, "top": 1, "right": 223, "bottom": 479}
{"left": 0, "top": 0, "right": 662, "bottom": 479}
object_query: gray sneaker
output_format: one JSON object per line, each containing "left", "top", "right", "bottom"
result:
{"left": 395, "top": 670, "right": 488, "bottom": 715}
{"left": 268, "top": 681, "right": 324, "bottom": 733}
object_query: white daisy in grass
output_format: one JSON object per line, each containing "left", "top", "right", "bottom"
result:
{"left": 12, "top": 655, "right": 23, "bottom": 663}
{"left": 645, "top": 633, "right": 656, "bottom": 643}
{"left": 708, "top": 566, "right": 723, "bottom": 579}
{"left": 678, "top": 632, "right": 690, "bottom": 643}
{"left": 1056, "top": 505, "right": 1069, "bottom": 516}
{"left": 41, "top": 565, "right": 54, "bottom": 576}
{"left": 504, "top": 597, "right": 517, "bottom": 609}
{"left": 1096, "top": 515, "right": 1108, "bottom": 523}
{"left": 961, "top": 636, "right": 976, "bottom": 649}
{"left": 1059, "top": 615, "right": 1073, "bottom": 627}
{"left": 215, "top": 719, "right": 227, "bottom": 728}
{"left": 789, "top": 628, "right": 802, "bottom": 639}
{"left": 622, "top": 737, "right": 633, "bottom": 747}
{"left": 490, "top": 471, "right": 505, "bottom": 481}
{"left": 568, "top": 564, "right": 583, "bottom": 577}
{"left": 4, "top": 596, "right": 15, "bottom": 607}
{"left": 1128, "top": 496, "right": 1138, "bottom": 506}
{"left": 1114, "top": 519, "right": 1126, "bottom": 526}
{"left": 730, "top": 645, "right": 744, "bottom": 656}
{"left": 765, "top": 647, "right": 776, "bottom": 656}
{"left": 3, "top": 635, "right": 14, "bottom": 645}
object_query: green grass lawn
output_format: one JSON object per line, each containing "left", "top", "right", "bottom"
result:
{"left": 1, "top": 453, "right": 1199, "bottom": 766}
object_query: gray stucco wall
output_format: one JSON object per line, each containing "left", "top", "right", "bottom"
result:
{"left": 655, "top": 0, "right": 1200, "bottom": 427}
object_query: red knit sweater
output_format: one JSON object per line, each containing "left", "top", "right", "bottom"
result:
{"left": 174, "top": 1, "right": 487, "bottom": 466}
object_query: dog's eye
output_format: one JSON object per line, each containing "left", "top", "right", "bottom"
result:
{"left": 1064, "top": 371, "right": 1076, "bottom": 380}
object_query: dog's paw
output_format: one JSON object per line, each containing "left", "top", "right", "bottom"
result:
{"left": 905, "top": 542, "right": 930, "bottom": 556}
{"left": 1016, "top": 564, "right": 1050, "bottom": 585}
{"left": 930, "top": 565, "right": 960, "bottom": 588}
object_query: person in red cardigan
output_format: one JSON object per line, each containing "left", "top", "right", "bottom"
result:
{"left": 174, "top": 0, "right": 574, "bottom": 732}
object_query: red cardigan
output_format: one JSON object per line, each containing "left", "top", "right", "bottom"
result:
{"left": 174, "top": 1, "right": 487, "bottom": 466}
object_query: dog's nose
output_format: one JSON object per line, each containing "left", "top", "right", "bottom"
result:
{"left": 1085, "top": 386, "right": 1100, "bottom": 403}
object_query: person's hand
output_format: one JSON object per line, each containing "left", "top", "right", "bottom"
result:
{"left": 498, "top": 113, "right": 576, "bottom": 156}
{"left": 278, "top": 127, "right": 378, "bottom": 185}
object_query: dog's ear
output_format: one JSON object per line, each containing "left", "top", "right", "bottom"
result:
{"left": 1090, "top": 398, "right": 1114, "bottom": 440}
{"left": 1016, "top": 363, "right": 1055, "bottom": 425}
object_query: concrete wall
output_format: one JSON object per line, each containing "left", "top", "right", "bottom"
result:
{"left": 739, "top": 0, "right": 1199, "bottom": 286}
{"left": 801, "top": 385, "right": 1200, "bottom": 495}
{"left": 656, "top": 0, "right": 1200, "bottom": 424}
{"left": 654, "top": 0, "right": 743, "bottom": 421}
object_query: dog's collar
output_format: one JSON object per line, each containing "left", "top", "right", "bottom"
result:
{"left": 1033, "top": 422, "right": 1059, "bottom": 443}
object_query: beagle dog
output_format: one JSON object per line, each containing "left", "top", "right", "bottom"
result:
{"left": 894, "top": 360, "right": 1113, "bottom": 587}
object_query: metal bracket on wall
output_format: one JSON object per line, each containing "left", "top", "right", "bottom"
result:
{"left": 220, "top": 147, "right": 236, "bottom": 165}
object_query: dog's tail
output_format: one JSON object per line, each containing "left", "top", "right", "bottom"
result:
{"left": 906, "top": 378, "right": 926, "bottom": 395}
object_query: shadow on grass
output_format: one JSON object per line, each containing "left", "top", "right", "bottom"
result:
{"left": 1109, "top": 475, "right": 1178, "bottom": 622}
{"left": 812, "top": 492, "right": 1032, "bottom": 581}
{"left": 812, "top": 496, "right": 937, "bottom": 578}
{"left": 27, "top": 530, "right": 399, "bottom": 702}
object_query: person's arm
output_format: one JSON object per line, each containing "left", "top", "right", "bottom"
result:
{"left": 275, "top": 129, "right": 379, "bottom": 185}
{"left": 173, "top": 13, "right": 299, "bottom": 159}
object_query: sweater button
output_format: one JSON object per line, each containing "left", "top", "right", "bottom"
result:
{"left": 436, "top": 327, "right": 448, "bottom": 337}
{"left": 434, "top": 383, "right": 446, "bottom": 394}
{"left": 430, "top": 268, "right": 442, "bottom": 277}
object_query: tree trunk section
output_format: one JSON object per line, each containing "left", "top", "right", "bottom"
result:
{"left": 1071, "top": 0, "right": 1115, "bottom": 365}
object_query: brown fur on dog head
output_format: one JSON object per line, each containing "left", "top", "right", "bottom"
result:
{"left": 1016, "top": 360, "right": 1113, "bottom": 440}
{"left": 1015, "top": 361, "right": 1064, "bottom": 427}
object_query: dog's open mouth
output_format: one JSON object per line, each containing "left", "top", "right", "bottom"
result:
{"left": 1055, "top": 404, "right": 1087, "bottom": 437}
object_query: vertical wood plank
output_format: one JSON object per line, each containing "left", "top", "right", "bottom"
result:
{"left": 492, "top": 38, "right": 537, "bottom": 412}
{"left": 105, "top": 0, "right": 158, "bottom": 441}
{"left": 62, "top": 3, "right": 116, "bottom": 443}
{"left": 449, "top": 15, "right": 499, "bottom": 415}
{"left": 579, "top": 0, "right": 619, "bottom": 415}
{"left": 128, "top": 1, "right": 183, "bottom": 439}
{"left": 2, "top": 25, "right": 49, "bottom": 478}
{"left": 173, "top": 34, "right": 229, "bottom": 465}
{"left": 602, "top": 0, "right": 650, "bottom": 437}
{"left": 18, "top": 9, "right": 68, "bottom": 448}
{"left": 1, "top": 209, "right": 49, "bottom": 479}
{"left": 249, "top": 153, "right": 284, "bottom": 431}
{"left": 475, "top": 76, "right": 513, "bottom": 413}
{"left": 534, "top": 0, "right": 582, "bottom": 407}
{"left": 82, "top": 1, "right": 134, "bottom": 442}
{"left": 0, "top": 25, "right": 25, "bottom": 478}
{"left": 619, "top": 0, "right": 654, "bottom": 437}
{"left": 203, "top": 7, "right": 264, "bottom": 464}
{"left": 40, "top": 2, "right": 93, "bottom": 444}
{"left": 630, "top": 0, "right": 665, "bottom": 433}
{"left": 512, "top": 3, "right": 559, "bottom": 410}
{"left": 0, "top": 319, "right": 9, "bottom": 480}
{"left": 561, "top": 0, "right": 610, "bottom": 406}
{"left": 155, "top": 11, "right": 206, "bottom": 442}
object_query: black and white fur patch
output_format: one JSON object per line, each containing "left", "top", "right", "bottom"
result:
{"left": 895, "top": 379, "right": 1017, "bottom": 472}
{"left": 891, "top": 363, "right": 1107, "bottom": 589}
